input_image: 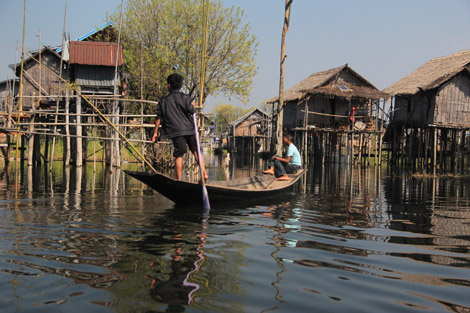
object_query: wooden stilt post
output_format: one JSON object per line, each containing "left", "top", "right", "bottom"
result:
{"left": 349, "top": 131, "right": 354, "bottom": 165}
{"left": 50, "top": 4, "right": 66, "bottom": 170}
{"left": 340, "top": 132, "right": 343, "bottom": 164}
{"left": 433, "top": 127, "right": 437, "bottom": 175}
{"left": 451, "top": 129, "right": 456, "bottom": 174}
{"left": 424, "top": 128, "right": 429, "bottom": 171}
{"left": 409, "top": 129, "right": 413, "bottom": 171}
{"left": 93, "top": 115, "right": 96, "bottom": 173}
{"left": 44, "top": 133, "right": 49, "bottom": 164}
{"left": 358, "top": 133, "right": 363, "bottom": 166}
{"left": 460, "top": 129, "right": 466, "bottom": 174}
{"left": 64, "top": 89, "right": 71, "bottom": 166}
{"left": 111, "top": 0, "right": 124, "bottom": 169}
{"left": 27, "top": 99, "right": 36, "bottom": 166}
{"left": 378, "top": 99, "right": 384, "bottom": 167}
{"left": 304, "top": 130, "right": 308, "bottom": 167}
{"left": 33, "top": 131, "right": 41, "bottom": 165}
{"left": 21, "top": 135, "right": 26, "bottom": 164}
{"left": 441, "top": 129, "right": 446, "bottom": 172}
{"left": 76, "top": 87, "right": 83, "bottom": 167}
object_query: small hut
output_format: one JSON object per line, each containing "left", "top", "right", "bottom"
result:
{"left": 265, "top": 64, "right": 388, "bottom": 165}
{"left": 69, "top": 41, "right": 123, "bottom": 95}
{"left": 228, "top": 108, "right": 271, "bottom": 154}
{"left": 68, "top": 40, "right": 123, "bottom": 167}
{"left": 384, "top": 50, "right": 470, "bottom": 172}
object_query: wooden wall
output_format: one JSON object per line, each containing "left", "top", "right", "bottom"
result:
{"left": 20, "top": 51, "right": 65, "bottom": 109}
{"left": 392, "top": 93, "right": 431, "bottom": 126}
{"left": 392, "top": 73, "right": 470, "bottom": 127}
{"left": 434, "top": 73, "right": 470, "bottom": 126}
{"left": 284, "top": 95, "right": 370, "bottom": 129}
{"left": 235, "top": 119, "right": 259, "bottom": 136}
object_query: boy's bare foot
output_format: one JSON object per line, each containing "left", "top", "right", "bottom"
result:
{"left": 263, "top": 169, "right": 274, "bottom": 175}
{"left": 276, "top": 175, "right": 289, "bottom": 181}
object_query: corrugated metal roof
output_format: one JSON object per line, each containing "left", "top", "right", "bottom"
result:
{"left": 75, "top": 65, "right": 119, "bottom": 87}
{"left": 69, "top": 41, "right": 123, "bottom": 66}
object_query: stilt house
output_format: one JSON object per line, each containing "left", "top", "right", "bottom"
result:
{"left": 266, "top": 64, "right": 388, "bottom": 131}
{"left": 11, "top": 47, "right": 67, "bottom": 109}
{"left": 264, "top": 64, "right": 388, "bottom": 166}
{"left": 385, "top": 50, "right": 470, "bottom": 128}
{"left": 69, "top": 41, "right": 123, "bottom": 95}
{"left": 228, "top": 108, "right": 271, "bottom": 153}
{"left": 384, "top": 50, "right": 470, "bottom": 172}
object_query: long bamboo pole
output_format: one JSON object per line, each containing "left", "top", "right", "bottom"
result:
{"left": 195, "top": 0, "right": 211, "bottom": 211}
{"left": 15, "top": 0, "right": 27, "bottom": 201}
{"left": 110, "top": 0, "right": 124, "bottom": 169}
{"left": 276, "top": 0, "right": 293, "bottom": 154}
{"left": 48, "top": 6, "right": 66, "bottom": 168}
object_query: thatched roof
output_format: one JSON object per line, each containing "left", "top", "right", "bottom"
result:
{"left": 229, "top": 108, "right": 269, "bottom": 127}
{"left": 301, "top": 83, "right": 388, "bottom": 100}
{"left": 384, "top": 50, "right": 470, "bottom": 96}
{"left": 265, "top": 64, "right": 387, "bottom": 103}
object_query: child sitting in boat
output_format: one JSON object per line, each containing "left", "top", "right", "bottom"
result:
{"left": 263, "top": 132, "right": 301, "bottom": 181}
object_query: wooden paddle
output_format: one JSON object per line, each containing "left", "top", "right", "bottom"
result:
{"left": 193, "top": 114, "right": 210, "bottom": 211}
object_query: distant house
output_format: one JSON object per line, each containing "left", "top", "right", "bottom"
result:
{"left": 228, "top": 108, "right": 271, "bottom": 153}
{"left": 266, "top": 64, "right": 388, "bottom": 131}
{"left": 385, "top": 50, "right": 470, "bottom": 128}
{"left": 0, "top": 78, "right": 18, "bottom": 112}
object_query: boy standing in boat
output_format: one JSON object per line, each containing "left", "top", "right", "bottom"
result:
{"left": 263, "top": 132, "right": 301, "bottom": 181}
{"left": 152, "top": 73, "right": 208, "bottom": 181}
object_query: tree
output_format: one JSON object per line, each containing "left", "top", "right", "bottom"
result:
{"left": 116, "top": 0, "right": 258, "bottom": 105}
{"left": 214, "top": 103, "right": 252, "bottom": 134}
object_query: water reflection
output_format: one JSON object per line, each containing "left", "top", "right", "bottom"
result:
{"left": 139, "top": 210, "right": 209, "bottom": 312}
{"left": 0, "top": 159, "right": 469, "bottom": 312}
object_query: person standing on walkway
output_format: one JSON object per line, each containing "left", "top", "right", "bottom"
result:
{"left": 263, "top": 132, "right": 301, "bottom": 181}
{"left": 152, "top": 73, "right": 208, "bottom": 181}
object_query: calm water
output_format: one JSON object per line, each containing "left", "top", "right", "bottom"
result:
{"left": 0, "top": 156, "right": 469, "bottom": 313}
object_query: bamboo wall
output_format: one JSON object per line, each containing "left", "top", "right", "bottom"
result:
{"left": 19, "top": 51, "right": 66, "bottom": 109}
{"left": 234, "top": 119, "right": 261, "bottom": 137}
{"left": 284, "top": 96, "right": 370, "bottom": 130}
{"left": 434, "top": 73, "right": 470, "bottom": 126}
{"left": 391, "top": 73, "right": 470, "bottom": 128}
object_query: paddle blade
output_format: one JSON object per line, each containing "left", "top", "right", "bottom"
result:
{"left": 202, "top": 185, "right": 210, "bottom": 211}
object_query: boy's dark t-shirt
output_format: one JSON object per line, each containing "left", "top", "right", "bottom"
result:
{"left": 156, "top": 90, "right": 195, "bottom": 139}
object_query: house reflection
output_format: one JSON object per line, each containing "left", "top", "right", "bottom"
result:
{"left": 383, "top": 175, "right": 470, "bottom": 265}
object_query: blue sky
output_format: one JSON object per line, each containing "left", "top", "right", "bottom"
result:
{"left": 1, "top": 0, "right": 470, "bottom": 111}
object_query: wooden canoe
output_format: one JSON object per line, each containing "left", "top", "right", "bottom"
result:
{"left": 125, "top": 169, "right": 306, "bottom": 205}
